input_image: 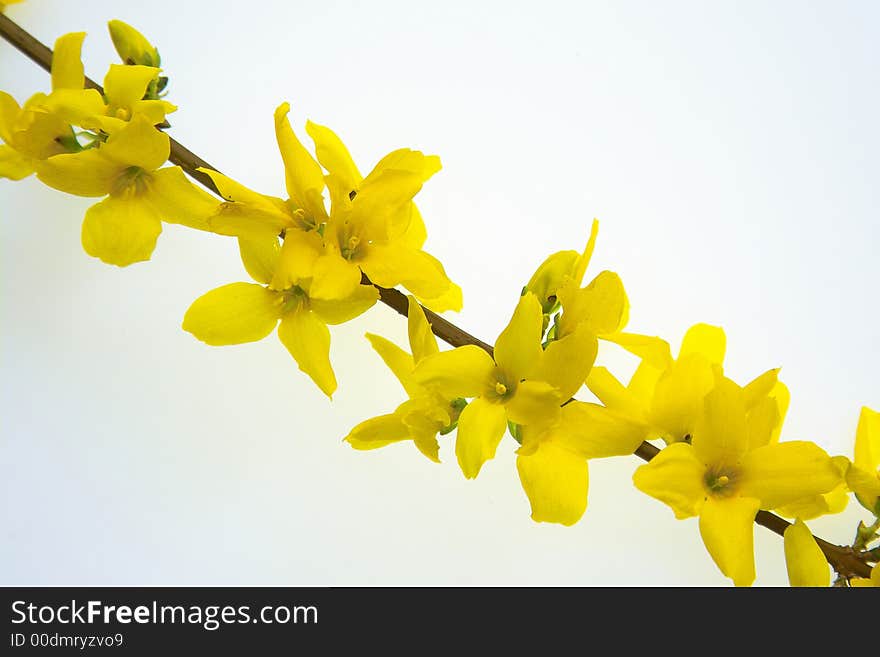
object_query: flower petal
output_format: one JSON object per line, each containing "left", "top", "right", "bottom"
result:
{"left": 505, "top": 380, "right": 561, "bottom": 426}
{"left": 784, "top": 519, "right": 830, "bottom": 587}
{"left": 183, "top": 282, "right": 281, "bottom": 345}
{"left": 586, "top": 366, "right": 646, "bottom": 419}
{"left": 412, "top": 345, "right": 495, "bottom": 399}
{"left": 344, "top": 413, "right": 411, "bottom": 450}
{"left": 308, "top": 252, "right": 362, "bottom": 301}
{"left": 102, "top": 114, "right": 169, "bottom": 171}
{"left": 365, "top": 333, "right": 417, "bottom": 396}
{"left": 691, "top": 377, "right": 749, "bottom": 465}
{"left": 274, "top": 102, "right": 327, "bottom": 222}
{"left": 557, "top": 270, "right": 629, "bottom": 337}
{"left": 534, "top": 323, "right": 598, "bottom": 400}
{"left": 553, "top": 402, "right": 648, "bottom": 459}
{"left": 679, "top": 323, "right": 726, "bottom": 364}
{"left": 455, "top": 396, "right": 507, "bottom": 479}
{"left": 854, "top": 406, "right": 880, "bottom": 473}
{"left": 494, "top": 292, "right": 544, "bottom": 381}
{"left": 305, "top": 119, "right": 362, "bottom": 191}
{"left": 651, "top": 354, "right": 719, "bottom": 445}
{"left": 238, "top": 235, "right": 280, "bottom": 285}
{"left": 739, "top": 441, "right": 843, "bottom": 509}
{"left": 81, "top": 195, "right": 162, "bottom": 266}
{"left": 36, "top": 149, "right": 119, "bottom": 197}
{"left": 270, "top": 230, "right": 322, "bottom": 290}
{"left": 517, "top": 441, "right": 588, "bottom": 526}
{"left": 603, "top": 332, "right": 673, "bottom": 369}
{"left": 361, "top": 243, "right": 453, "bottom": 301}
{"left": 147, "top": 166, "right": 216, "bottom": 231}
{"left": 0, "top": 145, "right": 33, "bottom": 180}
{"left": 632, "top": 442, "right": 706, "bottom": 519}
{"left": 699, "top": 496, "right": 760, "bottom": 587}
{"left": 51, "top": 32, "right": 86, "bottom": 91}
{"left": 277, "top": 309, "right": 336, "bottom": 397}
{"left": 407, "top": 295, "right": 439, "bottom": 363}
{"left": 103, "top": 64, "right": 158, "bottom": 110}
{"left": 309, "top": 285, "right": 378, "bottom": 325}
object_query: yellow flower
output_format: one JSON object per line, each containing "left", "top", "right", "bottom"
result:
{"left": 516, "top": 402, "right": 648, "bottom": 525}
{"left": 633, "top": 377, "right": 843, "bottom": 586}
{"left": 849, "top": 563, "right": 880, "bottom": 587}
{"left": 413, "top": 292, "right": 595, "bottom": 478}
{"left": 182, "top": 233, "right": 379, "bottom": 398}
{"left": 345, "top": 296, "right": 460, "bottom": 462}
{"left": 846, "top": 406, "right": 880, "bottom": 513}
{"left": 34, "top": 116, "right": 215, "bottom": 266}
{"left": 524, "top": 220, "right": 598, "bottom": 314}
{"left": 783, "top": 519, "right": 830, "bottom": 587}
{"left": 107, "top": 20, "right": 161, "bottom": 68}
{"left": 589, "top": 324, "right": 790, "bottom": 449}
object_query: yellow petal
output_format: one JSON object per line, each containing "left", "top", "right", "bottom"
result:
{"left": 699, "top": 496, "right": 760, "bottom": 587}
{"left": 51, "top": 32, "right": 86, "bottom": 91}
{"left": 182, "top": 282, "right": 281, "bottom": 345}
{"left": 0, "top": 91, "right": 21, "bottom": 143}
{"left": 412, "top": 345, "right": 495, "bottom": 399}
{"left": 416, "top": 280, "right": 463, "bottom": 314}
{"left": 603, "top": 332, "right": 673, "bottom": 369}
{"left": 81, "top": 195, "right": 162, "bottom": 266}
{"left": 627, "top": 360, "right": 663, "bottom": 407}
{"left": 197, "top": 167, "right": 286, "bottom": 215}
{"left": 557, "top": 270, "right": 629, "bottom": 337}
{"left": 784, "top": 519, "right": 830, "bottom": 587}
{"left": 0, "top": 145, "right": 33, "bottom": 180}
{"left": 277, "top": 308, "right": 337, "bottom": 397}
{"left": 36, "top": 149, "right": 119, "bottom": 197}
{"left": 407, "top": 295, "right": 439, "bottom": 363}
{"left": 237, "top": 235, "right": 280, "bottom": 285}
{"left": 632, "top": 442, "right": 706, "bottom": 519}
{"left": 274, "top": 102, "right": 327, "bottom": 222}
{"left": 650, "top": 354, "right": 719, "bottom": 444}
{"left": 690, "top": 377, "right": 749, "bottom": 465}
{"left": 308, "top": 252, "right": 362, "bottom": 301}
{"left": 517, "top": 441, "right": 588, "bottom": 526}
{"left": 743, "top": 368, "right": 780, "bottom": 408}
{"left": 345, "top": 413, "right": 411, "bottom": 451}
{"left": 146, "top": 166, "right": 216, "bottom": 231}
{"left": 585, "top": 366, "right": 646, "bottom": 419}
{"left": 363, "top": 148, "right": 441, "bottom": 183}
{"left": 361, "top": 243, "right": 453, "bottom": 300}
{"left": 505, "top": 380, "right": 561, "bottom": 426}
{"left": 745, "top": 396, "right": 781, "bottom": 451}
{"left": 129, "top": 98, "right": 177, "bottom": 125}
{"left": 349, "top": 169, "right": 424, "bottom": 240}
{"left": 305, "top": 119, "right": 362, "bottom": 190}
{"left": 525, "top": 249, "right": 580, "bottom": 312}
{"left": 534, "top": 323, "right": 598, "bottom": 400}
{"left": 269, "top": 229, "right": 322, "bottom": 290}
{"left": 365, "top": 333, "right": 417, "bottom": 395}
{"left": 107, "top": 20, "right": 160, "bottom": 67}
{"left": 494, "top": 292, "right": 544, "bottom": 381}
{"left": 571, "top": 218, "right": 599, "bottom": 289}
{"left": 309, "top": 285, "right": 378, "bottom": 325}
{"left": 776, "top": 483, "right": 849, "bottom": 521}
{"left": 412, "top": 431, "right": 441, "bottom": 463}
{"left": 739, "top": 441, "right": 843, "bottom": 509}
{"left": 679, "top": 323, "right": 726, "bottom": 364}
{"left": 552, "top": 402, "right": 648, "bottom": 459}
{"left": 103, "top": 64, "right": 158, "bottom": 110}
{"left": 847, "top": 463, "right": 880, "bottom": 512}
{"left": 395, "top": 202, "right": 428, "bottom": 249}
{"left": 854, "top": 406, "right": 880, "bottom": 472}
{"left": 102, "top": 114, "right": 169, "bottom": 171}
{"left": 455, "top": 396, "right": 508, "bottom": 479}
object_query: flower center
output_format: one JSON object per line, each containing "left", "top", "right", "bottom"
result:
{"left": 111, "top": 166, "right": 150, "bottom": 197}
{"left": 704, "top": 466, "right": 738, "bottom": 498}
{"left": 281, "top": 285, "right": 308, "bottom": 313}
{"left": 495, "top": 382, "right": 508, "bottom": 396}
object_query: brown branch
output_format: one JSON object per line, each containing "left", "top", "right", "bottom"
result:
{"left": 1, "top": 13, "right": 871, "bottom": 581}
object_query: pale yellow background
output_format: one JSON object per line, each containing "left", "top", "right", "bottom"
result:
{"left": 1, "top": 0, "right": 878, "bottom": 585}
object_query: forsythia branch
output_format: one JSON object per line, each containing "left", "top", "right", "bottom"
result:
{"left": 0, "top": 12, "right": 872, "bottom": 581}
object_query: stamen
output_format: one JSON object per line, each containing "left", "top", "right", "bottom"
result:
{"left": 495, "top": 382, "right": 508, "bottom": 396}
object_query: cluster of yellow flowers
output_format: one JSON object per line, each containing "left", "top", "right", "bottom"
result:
{"left": 1, "top": 15, "right": 877, "bottom": 587}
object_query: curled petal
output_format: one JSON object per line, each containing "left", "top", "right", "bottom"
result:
{"left": 632, "top": 442, "right": 706, "bottom": 519}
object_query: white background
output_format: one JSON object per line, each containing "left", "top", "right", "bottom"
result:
{"left": 2, "top": 0, "right": 878, "bottom": 585}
